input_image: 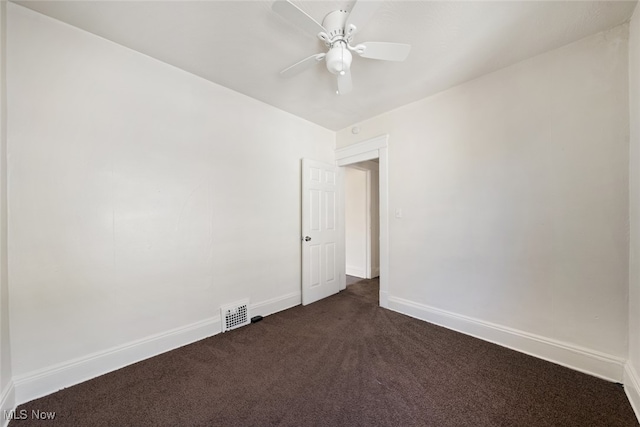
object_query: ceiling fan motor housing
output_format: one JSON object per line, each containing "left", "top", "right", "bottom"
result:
{"left": 321, "top": 9, "right": 349, "bottom": 42}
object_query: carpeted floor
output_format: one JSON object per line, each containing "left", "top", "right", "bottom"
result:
{"left": 10, "top": 277, "right": 639, "bottom": 426}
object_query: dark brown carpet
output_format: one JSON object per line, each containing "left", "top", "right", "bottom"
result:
{"left": 10, "top": 278, "right": 639, "bottom": 426}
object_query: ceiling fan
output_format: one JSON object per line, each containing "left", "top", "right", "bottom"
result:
{"left": 272, "top": 0, "right": 412, "bottom": 95}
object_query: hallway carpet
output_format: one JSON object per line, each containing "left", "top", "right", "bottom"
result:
{"left": 10, "top": 278, "right": 639, "bottom": 426}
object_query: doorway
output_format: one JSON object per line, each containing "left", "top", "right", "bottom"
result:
{"left": 336, "top": 134, "right": 389, "bottom": 308}
{"left": 345, "top": 162, "right": 379, "bottom": 280}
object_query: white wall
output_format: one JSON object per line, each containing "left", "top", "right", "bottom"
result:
{"left": 626, "top": 3, "right": 640, "bottom": 419}
{"left": 0, "top": 0, "right": 14, "bottom": 423}
{"left": 7, "top": 3, "right": 334, "bottom": 402}
{"left": 345, "top": 167, "right": 368, "bottom": 278}
{"left": 338, "top": 25, "right": 630, "bottom": 380}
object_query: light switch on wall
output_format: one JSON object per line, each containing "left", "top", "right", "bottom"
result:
{"left": 395, "top": 209, "right": 403, "bottom": 218}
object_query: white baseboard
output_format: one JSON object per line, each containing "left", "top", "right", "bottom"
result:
{"left": 346, "top": 266, "right": 366, "bottom": 278}
{"left": 14, "top": 316, "right": 222, "bottom": 405}
{"left": 388, "top": 296, "right": 625, "bottom": 382}
{"left": 624, "top": 363, "right": 640, "bottom": 423}
{"left": 1, "top": 381, "right": 15, "bottom": 427}
{"left": 251, "top": 291, "right": 300, "bottom": 318}
{"left": 14, "top": 289, "right": 302, "bottom": 406}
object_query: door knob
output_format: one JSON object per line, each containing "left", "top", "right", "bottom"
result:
{"left": 304, "top": 236, "right": 312, "bottom": 242}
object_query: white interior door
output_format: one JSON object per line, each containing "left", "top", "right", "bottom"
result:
{"left": 301, "top": 158, "right": 340, "bottom": 305}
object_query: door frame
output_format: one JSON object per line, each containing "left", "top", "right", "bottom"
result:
{"left": 336, "top": 134, "right": 389, "bottom": 308}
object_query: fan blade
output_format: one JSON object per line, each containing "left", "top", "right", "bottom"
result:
{"left": 280, "top": 53, "right": 326, "bottom": 78}
{"left": 337, "top": 70, "right": 352, "bottom": 95}
{"left": 345, "top": 0, "right": 382, "bottom": 39}
{"left": 272, "top": 0, "right": 326, "bottom": 38}
{"left": 356, "top": 42, "right": 411, "bottom": 62}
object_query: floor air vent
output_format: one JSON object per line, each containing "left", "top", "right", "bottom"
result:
{"left": 221, "top": 299, "right": 250, "bottom": 332}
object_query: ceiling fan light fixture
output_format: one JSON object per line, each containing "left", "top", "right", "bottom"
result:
{"left": 325, "top": 43, "right": 352, "bottom": 75}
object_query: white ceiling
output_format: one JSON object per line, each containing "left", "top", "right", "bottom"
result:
{"left": 14, "top": 0, "right": 638, "bottom": 131}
